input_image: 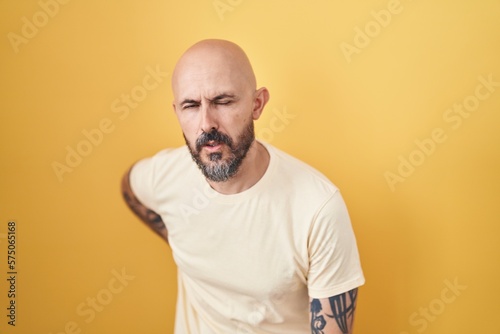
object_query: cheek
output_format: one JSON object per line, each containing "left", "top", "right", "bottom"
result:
{"left": 177, "top": 112, "right": 199, "bottom": 130}
{"left": 225, "top": 105, "right": 251, "bottom": 125}
{"left": 177, "top": 118, "right": 198, "bottom": 143}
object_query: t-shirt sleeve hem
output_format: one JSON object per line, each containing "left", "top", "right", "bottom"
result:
{"left": 129, "top": 158, "right": 158, "bottom": 211}
{"left": 308, "top": 276, "right": 366, "bottom": 299}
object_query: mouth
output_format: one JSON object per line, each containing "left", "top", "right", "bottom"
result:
{"left": 203, "top": 141, "right": 223, "bottom": 152}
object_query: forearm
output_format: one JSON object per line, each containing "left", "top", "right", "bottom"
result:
{"left": 121, "top": 167, "right": 169, "bottom": 242}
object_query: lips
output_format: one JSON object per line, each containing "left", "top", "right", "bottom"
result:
{"left": 205, "top": 140, "right": 220, "bottom": 147}
{"left": 195, "top": 129, "right": 233, "bottom": 153}
{"left": 203, "top": 141, "right": 223, "bottom": 152}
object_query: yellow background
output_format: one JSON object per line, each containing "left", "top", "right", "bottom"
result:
{"left": 1, "top": 0, "right": 499, "bottom": 333}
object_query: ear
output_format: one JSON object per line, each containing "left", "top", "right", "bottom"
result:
{"left": 251, "top": 87, "right": 270, "bottom": 120}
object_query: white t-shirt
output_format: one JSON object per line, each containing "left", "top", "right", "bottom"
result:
{"left": 130, "top": 141, "right": 365, "bottom": 334}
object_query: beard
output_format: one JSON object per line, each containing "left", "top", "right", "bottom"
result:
{"left": 184, "top": 122, "right": 255, "bottom": 182}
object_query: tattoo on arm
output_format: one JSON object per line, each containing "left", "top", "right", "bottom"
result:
{"left": 327, "top": 288, "right": 358, "bottom": 333}
{"left": 121, "top": 168, "right": 168, "bottom": 242}
{"left": 310, "top": 299, "right": 327, "bottom": 334}
{"left": 310, "top": 288, "right": 358, "bottom": 334}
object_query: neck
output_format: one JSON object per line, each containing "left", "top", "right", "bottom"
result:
{"left": 207, "top": 141, "right": 269, "bottom": 195}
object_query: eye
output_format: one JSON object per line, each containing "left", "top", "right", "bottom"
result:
{"left": 215, "top": 100, "right": 232, "bottom": 105}
{"left": 183, "top": 104, "right": 199, "bottom": 110}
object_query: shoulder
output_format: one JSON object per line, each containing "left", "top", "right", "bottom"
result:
{"left": 134, "top": 145, "right": 191, "bottom": 171}
{"left": 262, "top": 141, "right": 339, "bottom": 196}
{"left": 130, "top": 145, "right": 195, "bottom": 186}
{"left": 149, "top": 145, "right": 191, "bottom": 164}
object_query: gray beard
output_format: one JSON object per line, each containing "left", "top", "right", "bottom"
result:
{"left": 185, "top": 123, "right": 255, "bottom": 182}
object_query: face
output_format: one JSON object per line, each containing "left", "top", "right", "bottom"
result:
{"left": 173, "top": 62, "right": 260, "bottom": 182}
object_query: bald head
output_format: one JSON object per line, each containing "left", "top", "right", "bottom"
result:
{"left": 171, "top": 39, "right": 257, "bottom": 104}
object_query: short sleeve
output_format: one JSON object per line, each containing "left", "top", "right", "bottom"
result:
{"left": 129, "top": 157, "right": 158, "bottom": 212}
{"left": 307, "top": 190, "right": 365, "bottom": 299}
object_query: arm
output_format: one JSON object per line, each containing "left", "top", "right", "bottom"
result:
{"left": 310, "top": 288, "right": 359, "bottom": 334}
{"left": 121, "top": 166, "right": 169, "bottom": 243}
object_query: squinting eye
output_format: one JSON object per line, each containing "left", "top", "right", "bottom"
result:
{"left": 216, "top": 100, "right": 232, "bottom": 105}
{"left": 183, "top": 105, "right": 198, "bottom": 110}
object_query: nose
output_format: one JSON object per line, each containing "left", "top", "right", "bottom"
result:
{"left": 200, "top": 103, "right": 218, "bottom": 133}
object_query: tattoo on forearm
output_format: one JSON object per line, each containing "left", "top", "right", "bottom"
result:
{"left": 121, "top": 170, "right": 168, "bottom": 241}
{"left": 123, "top": 192, "right": 164, "bottom": 229}
{"left": 310, "top": 288, "right": 358, "bottom": 334}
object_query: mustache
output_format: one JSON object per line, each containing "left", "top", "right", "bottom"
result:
{"left": 195, "top": 129, "right": 233, "bottom": 151}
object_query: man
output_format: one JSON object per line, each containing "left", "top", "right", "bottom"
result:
{"left": 121, "top": 39, "right": 365, "bottom": 334}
